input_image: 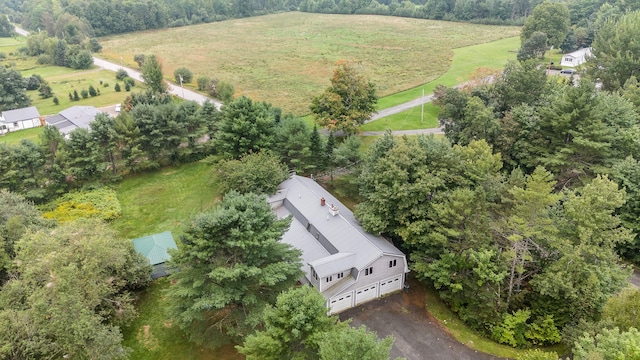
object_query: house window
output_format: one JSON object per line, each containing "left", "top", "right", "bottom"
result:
{"left": 337, "top": 272, "right": 344, "bottom": 279}
{"left": 13, "top": 122, "right": 18, "bottom": 127}
{"left": 326, "top": 276, "right": 332, "bottom": 283}
{"left": 312, "top": 269, "right": 318, "bottom": 280}
{"left": 365, "top": 267, "right": 373, "bottom": 276}
{"left": 389, "top": 259, "right": 397, "bottom": 268}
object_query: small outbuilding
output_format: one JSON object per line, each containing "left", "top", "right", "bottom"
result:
{"left": 132, "top": 231, "right": 178, "bottom": 279}
{"left": 561, "top": 47, "right": 592, "bottom": 68}
{"left": 0, "top": 106, "right": 42, "bottom": 134}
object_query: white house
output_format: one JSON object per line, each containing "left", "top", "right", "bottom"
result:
{"left": 46, "top": 106, "right": 100, "bottom": 135}
{"left": 0, "top": 106, "right": 42, "bottom": 135}
{"left": 561, "top": 47, "right": 592, "bottom": 68}
{"left": 268, "top": 175, "right": 409, "bottom": 314}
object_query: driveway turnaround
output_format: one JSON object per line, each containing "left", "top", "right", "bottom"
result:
{"left": 339, "top": 277, "right": 504, "bottom": 360}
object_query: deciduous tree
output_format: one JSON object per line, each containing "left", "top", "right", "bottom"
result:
{"left": 0, "top": 66, "right": 31, "bottom": 111}
{"left": 310, "top": 61, "right": 377, "bottom": 135}
{"left": 520, "top": 0, "right": 570, "bottom": 48}
{"left": 216, "top": 151, "right": 289, "bottom": 195}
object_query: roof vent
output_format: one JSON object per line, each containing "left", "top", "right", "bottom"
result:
{"left": 320, "top": 197, "right": 326, "bottom": 206}
{"left": 329, "top": 204, "right": 339, "bottom": 217}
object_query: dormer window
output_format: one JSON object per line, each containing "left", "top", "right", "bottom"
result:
{"left": 365, "top": 267, "right": 373, "bottom": 276}
{"left": 326, "top": 276, "right": 332, "bottom": 283}
{"left": 337, "top": 272, "right": 344, "bottom": 279}
{"left": 389, "top": 259, "right": 397, "bottom": 268}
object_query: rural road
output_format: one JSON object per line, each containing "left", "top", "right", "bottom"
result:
{"left": 14, "top": 25, "right": 221, "bottom": 108}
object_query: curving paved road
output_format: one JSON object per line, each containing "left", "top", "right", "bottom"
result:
{"left": 14, "top": 25, "right": 221, "bottom": 108}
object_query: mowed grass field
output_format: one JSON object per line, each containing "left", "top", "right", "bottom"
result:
{"left": 98, "top": 12, "right": 520, "bottom": 114}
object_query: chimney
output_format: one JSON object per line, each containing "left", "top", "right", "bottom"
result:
{"left": 329, "top": 203, "right": 339, "bottom": 217}
{"left": 320, "top": 197, "right": 326, "bottom": 206}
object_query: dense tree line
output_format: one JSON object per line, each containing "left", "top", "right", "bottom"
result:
{"left": 21, "top": 32, "right": 96, "bottom": 70}
{"left": 0, "top": 192, "right": 151, "bottom": 358}
{"left": 3, "top": 0, "right": 302, "bottom": 37}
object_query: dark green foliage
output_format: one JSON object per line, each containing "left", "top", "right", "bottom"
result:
{"left": 25, "top": 74, "right": 42, "bottom": 90}
{"left": 53, "top": 96, "right": 59, "bottom": 105}
{"left": 53, "top": 39, "right": 67, "bottom": 66}
{"left": 215, "top": 96, "right": 278, "bottom": 159}
{"left": 89, "top": 38, "right": 102, "bottom": 52}
{"left": 133, "top": 54, "right": 145, "bottom": 68}
{"left": 165, "top": 192, "right": 302, "bottom": 345}
{"left": 70, "top": 50, "right": 93, "bottom": 69}
{"left": 38, "top": 82, "right": 53, "bottom": 99}
{"left": 197, "top": 76, "right": 212, "bottom": 91}
{"left": 275, "top": 116, "right": 312, "bottom": 170}
{"left": 116, "top": 69, "right": 129, "bottom": 80}
{"left": 238, "top": 286, "right": 395, "bottom": 360}
{"left": 81, "top": 89, "right": 89, "bottom": 98}
{"left": 215, "top": 80, "right": 235, "bottom": 103}
{"left": 123, "top": 77, "right": 135, "bottom": 87}
{"left": 114, "top": 83, "right": 121, "bottom": 92}
{"left": 124, "top": 82, "right": 131, "bottom": 91}
{"left": 217, "top": 151, "right": 289, "bottom": 195}
{"left": 73, "top": 89, "right": 79, "bottom": 100}
{"left": 174, "top": 66, "right": 193, "bottom": 84}
{"left": 0, "top": 66, "right": 31, "bottom": 111}
{"left": 586, "top": 11, "right": 640, "bottom": 91}
{"left": 517, "top": 31, "right": 547, "bottom": 61}
{"left": 310, "top": 62, "right": 377, "bottom": 135}
{"left": 141, "top": 54, "right": 167, "bottom": 94}
{"left": 0, "top": 219, "right": 151, "bottom": 359}
{"left": 520, "top": 0, "right": 570, "bottom": 48}
{"left": 0, "top": 15, "right": 13, "bottom": 37}
{"left": 357, "top": 134, "right": 633, "bottom": 344}
{"left": 89, "top": 84, "right": 97, "bottom": 96}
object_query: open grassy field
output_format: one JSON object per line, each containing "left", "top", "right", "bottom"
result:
{"left": 98, "top": 12, "right": 520, "bottom": 115}
{"left": 0, "top": 127, "right": 42, "bottom": 145}
{"left": 22, "top": 67, "right": 142, "bottom": 116}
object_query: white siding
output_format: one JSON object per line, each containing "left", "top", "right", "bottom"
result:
{"left": 380, "top": 274, "right": 403, "bottom": 295}
{"left": 328, "top": 291, "right": 354, "bottom": 314}
{"left": 355, "top": 283, "right": 378, "bottom": 305}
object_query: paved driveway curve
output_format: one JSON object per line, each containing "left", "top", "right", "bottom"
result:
{"left": 339, "top": 277, "right": 504, "bottom": 360}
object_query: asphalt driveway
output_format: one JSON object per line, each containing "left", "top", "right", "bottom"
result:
{"left": 339, "top": 277, "right": 503, "bottom": 360}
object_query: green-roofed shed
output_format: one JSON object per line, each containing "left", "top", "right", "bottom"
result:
{"left": 132, "top": 231, "right": 178, "bottom": 278}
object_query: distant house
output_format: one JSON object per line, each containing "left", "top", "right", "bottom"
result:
{"left": 561, "top": 47, "right": 592, "bottom": 68}
{"left": 132, "top": 231, "right": 178, "bottom": 279}
{"left": 268, "top": 175, "right": 409, "bottom": 315}
{"left": 46, "top": 106, "right": 101, "bottom": 134}
{"left": 0, "top": 106, "right": 42, "bottom": 135}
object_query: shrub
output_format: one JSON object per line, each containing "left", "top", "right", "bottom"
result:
{"left": 123, "top": 77, "right": 135, "bottom": 87}
{"left": 124, "top": 82, "right": 131, "bottom": 91}
{"left": 103, "top": 82, "right": 109, "bottom": 87}
{"left": 88, "top": 84, "right": 97, "bottom": 97}
{"left": 81, "top": 89, "right": 89, "bottom": 99}
{"left": 491, "top": 309, "right": 531, "bottom": 348}
{"left": 134, "top": 54, "right": 145, "bottom": 68}
{"left": 73, "top": 90, "right": 80, "bottom": 101}
{"left": 114, "top": 83, "right": 121, "bottom": 92}
{"left": 37, "top": 54, "right": 51, "bottom": 64}
{"left": 42, "top": 188, "right": 122, "bottom": 222}
{"left": 89, "top": 38, "right": 102, "bottom": 52}
{"left": 0, "top": 52, "right": 5, "bottom": 59}
{"left": 26, "top": 74, "right": 42, "bottom": 90}
{"left": 174, "top": 67, "right": 193, "bottom": 84}
{"left": 38, "top": 83, "right": 53, "bottom": 99}
{"left": 116, "top": 69, "right": 129, "bottom": 80}
{"left": 53, "top": 97, "right": 59, "bottom": 105}
{"left": 216, "top": 80, "right": 235, "bottom": 103}
{"left": 197, "top": 76, "right": 212, "bottom": 91}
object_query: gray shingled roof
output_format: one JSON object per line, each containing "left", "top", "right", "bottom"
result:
{"left": 270, "top": 175, "right": 404, "bottom": 278}
{"left": 46, "top": 106, "right": 100, "bottom": 134}
{"left": 1, "top": 106, "right": 40, "bottom": 123}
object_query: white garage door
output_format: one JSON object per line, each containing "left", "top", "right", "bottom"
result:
{"left": 355, "top": 283, "right": 379, "bottom": 305}
{"left": 379, "top": 275, "right": 403, "bottom": 296}
{"left": 329, "top": 292, "right": 354, "bottom": 314}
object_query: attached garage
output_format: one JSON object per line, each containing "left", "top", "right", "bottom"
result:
{"left": 355, "top": 283, "right": 379, "bottom": 305}
{"left": 329, "top": 291, "right": 354, "bottom": 314}
{"left": 380, "top": 275, "right": 403, "bottom": 296}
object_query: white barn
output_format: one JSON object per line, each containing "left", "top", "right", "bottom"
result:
{"left": 268, "top": 175, "right": 409, "bottom": 314}
{"left": 0, "top": 106, "right": 42, "bottom": 134}
{"left": 561, "top": 47, "right": 592, "bottom": 68}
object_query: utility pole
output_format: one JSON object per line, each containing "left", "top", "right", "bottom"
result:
{"left": 421, "top": 88, "right": 424, "bottom": 123}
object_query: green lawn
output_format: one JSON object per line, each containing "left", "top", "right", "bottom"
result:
{"left": 376, "top": 36, "right": 520, "bottom": 111}
{"left": 360, "top": 103, "right": 440, "bottom": 132}
{"left": 23, "top": 66, "right": 143, "bottom": 116}
{"left": 121, "top": 278, "right": 243, "bottom": 360}
{"left": 111, "top": 161, "right": 221, "bottom": 239}
{"left": 99, "top": 12, "right": 520, "bottom": 115}
{"left": 0, "top": 127, "right": 43, "bottom": 145}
